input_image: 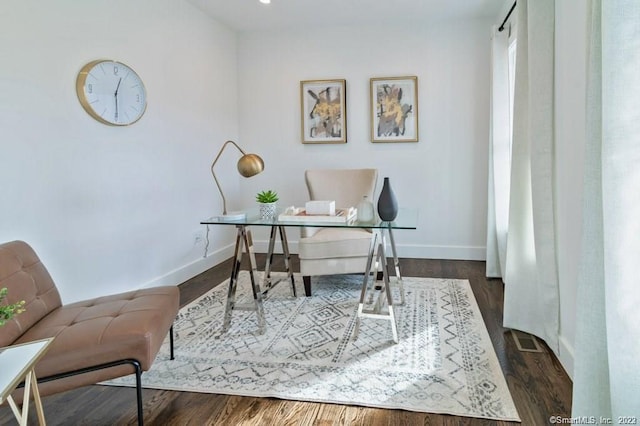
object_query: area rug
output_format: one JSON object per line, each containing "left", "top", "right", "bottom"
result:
{"left": 104, "top": 272, "right": 520, "bottom": 422}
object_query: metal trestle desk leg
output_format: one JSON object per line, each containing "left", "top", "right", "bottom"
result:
{"left": 218, "top": 225, "right": 265, "bottom": 336}
{"left": 262, "top": 225, "right": 296, "bottom": 297}
{"left": 387, "top": 226, "right": 405, "bottom": 305}
{"left": 353, "top": 226, "right": 403, "bottom": 344}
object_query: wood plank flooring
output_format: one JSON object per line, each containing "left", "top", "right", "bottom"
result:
{"left": 0, "top": 257, "right": 572, "bottom": 425}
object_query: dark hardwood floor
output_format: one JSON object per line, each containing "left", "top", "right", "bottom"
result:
{"left": 0, "top": 256, "right": 572, "bottom": 425}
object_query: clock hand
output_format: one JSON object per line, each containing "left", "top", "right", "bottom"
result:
{"left": 114, "top": 78, "right": 122, "bottom": 122}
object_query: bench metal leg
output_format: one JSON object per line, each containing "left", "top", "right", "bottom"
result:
{"left": 133, "top": 361, "right": 143, "bottom": 425}
{"left": 170, "top": 325, "right": 175, "bottom": 360}
{"left": 36, "top": 359, "right": 145, "bottom": 425}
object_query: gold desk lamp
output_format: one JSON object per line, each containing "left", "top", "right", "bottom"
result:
{"left": 211, "top": 140, "right": 264, "bottom": 220}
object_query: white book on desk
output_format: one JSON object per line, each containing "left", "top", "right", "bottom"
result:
{"left": 278, "top": 207, "right": 356, "bottom": 223}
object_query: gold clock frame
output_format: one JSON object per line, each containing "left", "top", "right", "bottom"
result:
{"left": 76, "top": 59, "right": 147, "bottom": 126}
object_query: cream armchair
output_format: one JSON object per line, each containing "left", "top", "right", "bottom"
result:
{"left": 299, "top": 168, "right": 378, "bottom": 296}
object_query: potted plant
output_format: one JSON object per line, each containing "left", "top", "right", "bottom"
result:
{"left": 256, "top": 189, "right": 279, "bottom": 220}
{"left": 0, "top": 287, "right": 25, "bottom": 327}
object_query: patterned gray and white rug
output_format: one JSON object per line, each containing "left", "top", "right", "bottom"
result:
{"left": 104, "top": 272, "right": 520, "bottom": 422}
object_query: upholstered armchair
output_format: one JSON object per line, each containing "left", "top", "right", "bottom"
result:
{"left": 299, "top": 169, "right": 378, "bottom": 296}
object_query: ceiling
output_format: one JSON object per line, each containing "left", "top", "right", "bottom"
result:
{"left": 190, "top": 0, "right": 506, "bottom": 32}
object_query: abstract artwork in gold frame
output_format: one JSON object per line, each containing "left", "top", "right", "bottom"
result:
{"left": 370, "top": 76, "right": 418, "bottom": 143}
{"left": 300, "top": 79, "right": 347, "bottom": 144}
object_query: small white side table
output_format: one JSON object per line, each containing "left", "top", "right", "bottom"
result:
{"left": 0, "top": 338, "right": 54, "bottom": 426}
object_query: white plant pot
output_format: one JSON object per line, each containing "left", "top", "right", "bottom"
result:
{"left": 259, "top": 202, "right": 277, "bottom": 220}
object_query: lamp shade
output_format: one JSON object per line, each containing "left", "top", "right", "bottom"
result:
{"left": 211, "top": 140, "right": 265, "bottom": 217}
{"left": 237, "top": 153, "right": 264, "bottom": 177}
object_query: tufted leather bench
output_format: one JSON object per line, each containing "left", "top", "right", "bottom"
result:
{"left": 0, "top": 240, "right": 179, "bottom": 424}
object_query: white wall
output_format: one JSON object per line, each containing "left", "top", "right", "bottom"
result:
{"left": 0, "top": 3, "right": 498, "bottom": 306}
{"left": 0, "top": 0, "right": 238, "bottom": 303}
{"left": 554, "top": 0, "right": 589, "bottom": 378}
{"left": 236, "top": 20, "right": 494, "bottom": 259}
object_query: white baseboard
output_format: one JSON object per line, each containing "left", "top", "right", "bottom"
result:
{"left": 558, "top": 334, "right": 575, "bottom": 380}
{"left": 397, "top": 243, "right": 486, "bottom": 260}
{"left": 252, "top": 239, "right": 486, "bottom": 261}
{"left": 140, "top": 242, "right": 235, "bottom": 289}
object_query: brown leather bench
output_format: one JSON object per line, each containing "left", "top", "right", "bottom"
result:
{"left": 0, "top": 240, "right": 179, "bottom": 424}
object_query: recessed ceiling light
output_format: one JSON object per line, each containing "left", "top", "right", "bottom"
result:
{"left": 259, "top": 0, "right": 270, "bottom": 4}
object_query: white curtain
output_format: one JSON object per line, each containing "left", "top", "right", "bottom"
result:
{"left": 502, "top": 0, "right": 560, "bottom": 353}
{"left": 572, "top": 0, "right": 640, "bottom": 417}
{"left": 486, "top": 25, "right": 511, "bottom": 279}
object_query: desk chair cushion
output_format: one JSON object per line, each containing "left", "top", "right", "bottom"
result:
{"left": 298, "top": 228, "right": 372, "bottom": 259}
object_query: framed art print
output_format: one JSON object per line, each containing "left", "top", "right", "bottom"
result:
{"left": 300, "top": 79, "right": 347, "bottom": 144}
{"left": 370, "top": 76, "right": 418, "bottom": 143}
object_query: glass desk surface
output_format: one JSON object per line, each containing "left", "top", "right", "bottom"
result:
{"left": 201, "top": 207, "right": 418, "bottom": 229}
{"left": 0, "top": 338, "right": 53, "bottom": 403}
{"left": 200, "top": 207, "right": 418, "bottom": 343}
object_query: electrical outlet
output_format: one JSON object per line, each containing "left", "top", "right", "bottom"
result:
{"left": 193, "top": 230, "right": 204, "bottom": 245}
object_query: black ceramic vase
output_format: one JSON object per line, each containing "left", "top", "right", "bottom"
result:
{"left": 377, "top": 177, "right": 398, "bottom": 221}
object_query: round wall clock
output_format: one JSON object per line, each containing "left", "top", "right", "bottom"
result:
{"left": 76, "top": 60, "right": 147, "bottom": 126}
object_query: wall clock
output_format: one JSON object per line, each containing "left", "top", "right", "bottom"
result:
{"left": 76, "top": 60, "right": 147, "bottom": 126}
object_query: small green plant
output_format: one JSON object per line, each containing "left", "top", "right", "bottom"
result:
{"left": 256, "top": 190, "right": 279, "bottom": 204}
{"left": 0, "top": 287, "right": 26, "bottom": 327}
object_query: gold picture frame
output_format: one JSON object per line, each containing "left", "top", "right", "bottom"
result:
{"left": 370, "top": 76, "right": 418, "bottom": 143}
{"left": 300, "top": 79, "right": 347, "bottom": 144}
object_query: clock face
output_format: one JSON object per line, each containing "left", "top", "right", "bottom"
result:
{"left": 76, "top": 60, "right": 147, "bottom": 126}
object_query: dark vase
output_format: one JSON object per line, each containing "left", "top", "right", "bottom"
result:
{"left": 377, "top": 177, "right": 398, "bottom": 221}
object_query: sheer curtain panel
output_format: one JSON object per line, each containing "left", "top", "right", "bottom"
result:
{"left": 486, "top": 25, "right": 511, "bottom": 279}
{"left": 502, "top": 0, "right": 560, "bottom": 354}
{"left": 572, "top": 0, "right": 640, "bottom": 417}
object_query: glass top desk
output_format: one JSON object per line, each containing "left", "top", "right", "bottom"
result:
{"left": 201, "top": 207, "right": 418, "bottom": 343}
